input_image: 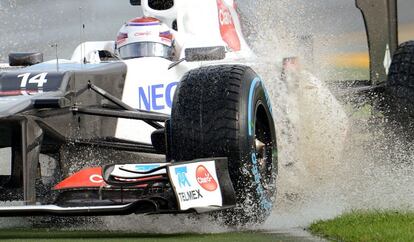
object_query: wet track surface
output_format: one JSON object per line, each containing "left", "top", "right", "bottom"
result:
{"left": 0, "top": 227, "right": 327, "bottom": 241}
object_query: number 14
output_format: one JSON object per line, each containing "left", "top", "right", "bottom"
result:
{"left": 17, "top": 73, "right": 48, "bottom": 88}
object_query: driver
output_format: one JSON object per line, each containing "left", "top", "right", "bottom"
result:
{"left": 115, "top": 17, "right": 175, "bottom": 60}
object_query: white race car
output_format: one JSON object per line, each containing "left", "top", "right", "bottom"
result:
{"left": 0, "top": 0, "right": 277, "bottom": 226}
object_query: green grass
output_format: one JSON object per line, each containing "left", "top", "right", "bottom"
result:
{"left": 309, "top": 210, "right": 414, "bottom": 242}
{"left": 0, "top": 229, "right": 299, "bottom": 242}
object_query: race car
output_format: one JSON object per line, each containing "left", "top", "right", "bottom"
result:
{"left": 0, "top": 0, "right": 277, "bottom": 225}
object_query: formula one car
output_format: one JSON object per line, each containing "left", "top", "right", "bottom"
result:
{"left": 0, "top": 0, "right": 277, "bottom": 225}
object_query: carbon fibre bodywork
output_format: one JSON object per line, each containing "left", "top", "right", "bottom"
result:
{"left": 0, "top": 60, "right": 236, "bottom": 216}
{"left": 0, "top": 62, "right": 144, "bottom": 205}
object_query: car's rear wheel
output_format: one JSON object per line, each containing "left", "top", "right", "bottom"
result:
{"left": 384, "top": 40, "right": 414, "bottom": 140}
{"left": 170, "top": 65, "right": 277, "bottom": 225}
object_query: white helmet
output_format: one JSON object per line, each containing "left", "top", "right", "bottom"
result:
{"left": 116, "top": 17, "right": 174, "bottom": 60}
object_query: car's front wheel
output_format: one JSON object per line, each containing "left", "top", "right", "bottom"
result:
{"left": 170, "top": 65, "right": 278, "bottom": 225}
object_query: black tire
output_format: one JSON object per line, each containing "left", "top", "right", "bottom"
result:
{"left": 384, "top": 40, "right": 414, "bottom": 139}
{"left": 170, "top": 65, "right": 277, "bottom": 225}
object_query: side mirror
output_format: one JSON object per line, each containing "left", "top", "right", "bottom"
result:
{"left": 9, "top": 52, "right": 43, "bottom": 66}
{"left": 130, "top": 0, "right": 141, "bottom": 5}
{"left": 185, "top": 46, "right": 226, "bottom": 62}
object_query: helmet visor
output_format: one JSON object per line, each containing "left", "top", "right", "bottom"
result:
{"left": 118, "top": 42, "right": 173, "bottom": 60}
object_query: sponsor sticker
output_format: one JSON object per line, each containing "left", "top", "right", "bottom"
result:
{"left": 135, "top": 164, "right": 161, "bottom": 171}
{"left": 168, "top": 160, "right": 222, "bottom": 210}
{"left": 175, "top": 166, "right": 191, "bottom": 187}
{"left": 138, "top": 81, "right": 178, "bottom": 111}
{"left": 53, "top": 167, "right": 104, "bottom": 190}
{"left": 111, "top": 163, "right": 168, "bottom": 178}
{"left": 216, "top": 0, "right": 241, "bottom": 51}
{"left": 89, "top": 174, "right": 104, "bottom": 183}
{"left": 196, "top": 165, "right": 218, "bottom": 191}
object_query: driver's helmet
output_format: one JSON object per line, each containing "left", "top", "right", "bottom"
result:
{"left": 116, "top": 17, "right": 174, "bottom": 60}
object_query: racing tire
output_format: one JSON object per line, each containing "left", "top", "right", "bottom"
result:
{"left": 384, "top": 40, "right": 414, "bottom": 140}
{"left": 170, "top": 65, "right": 277, "bottom": 225}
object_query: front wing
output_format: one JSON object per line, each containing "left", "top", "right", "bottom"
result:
{"left": 0, "top": 158, "right": 236, "bottom": 217}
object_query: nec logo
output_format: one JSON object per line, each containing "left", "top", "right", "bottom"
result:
{"left": 175, "top": 166, "right": 191, "bottom": 188}
{"left": 138, "top": 82, "right": 178, "bottom": 111}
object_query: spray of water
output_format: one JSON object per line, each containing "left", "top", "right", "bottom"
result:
{"left": 246, "top": 0, "right": 414, "bottom": 230}
{"left": 1, "top": 0, "right": 413, "bottom": 233}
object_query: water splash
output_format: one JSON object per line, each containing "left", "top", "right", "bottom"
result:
{"left": 1, "top": 0, "right": 413, "bottom": 234}
{"left": 247, "top": 0, "right": 414, "bottom": 230}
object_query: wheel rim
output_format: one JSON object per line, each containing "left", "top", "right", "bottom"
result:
{"left": 254, "top": 102, "right": 276, "bottom": 192}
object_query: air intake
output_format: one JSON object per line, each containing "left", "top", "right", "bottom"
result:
{"left": 148, "top": 0, "right": 174, "bottom": 10}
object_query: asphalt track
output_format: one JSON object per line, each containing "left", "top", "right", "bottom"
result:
{"left": 0, "top": 210, "right": 327, "bottom": 241}
{"left": 0, "top": 228, "right": 325, "bottom": 241}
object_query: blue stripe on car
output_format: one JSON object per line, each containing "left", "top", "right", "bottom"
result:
{"left": 248, "top": 77, "right": 261, "bottom": 136}
{"left": 248, "top": 77, "right": 272, "bottom": 210}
